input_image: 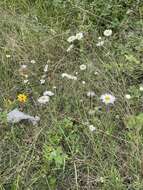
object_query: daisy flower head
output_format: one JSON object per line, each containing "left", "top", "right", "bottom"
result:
{"left": 125, "top": 94, "right": 131, "bottom": 99}
{"left": 100, "top": 93, "right": 115, "bottom": 105}
{"left": 17, "top": 94, "right": 28, "bottom": 103}
{"left": 37, "top": 96, "right": 50, "bottom": 104}
{"left": 23, "top": 79, "right": 29, "bottom": 84}
{"left": 88, "top": 125, "right": 96, "bottom": 132}
{"left": 21, "top": 64, "right": 27, "bottom": 69}
{"left": 139, "top": 85, "right": 143, "bottom": 91}
{"left": 40, "top": 79, "right": 46, "bottom": 84}
{"left": 103, "top": 29, "right": 112, "bottom": 37}
{"left": 75, "top": 32, "right": 83, "bottom": 40}
{"left": 30, "top": 60, "right": 36, "bottom": 64}
{"left": 80, "top": 64, "right": 87, "bottom": 71}
{"left": 94, "top": 71, "right": 99, "bottom": 75}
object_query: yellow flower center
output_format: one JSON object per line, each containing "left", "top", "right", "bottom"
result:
{"left": 105, "top": 96, "right": 110, "bottom": 102}
{"left": 17, "top": 94, "right": 27, "bottom": 103}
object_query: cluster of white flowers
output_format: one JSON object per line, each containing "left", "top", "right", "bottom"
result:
{"left": 96, "top": 37, "right": 104, "bottom": 47}
{"left": 38, "top": 90, "right": 55, "bottom": 104}
{"left": 67, "top": 32, "right": 83, "bottom": 43}
{"left": 61, "top": 73, "right": 77, "bottom": 80}
{"left": 96, "top": 40, "right": 104, "bottom": 47}
{"left": 88, "top": 125, "right": 96, "bottom": 132}
{"left": 96, "top": 29, "right": 112, "bottom": 47}
{"left": 39, "top": 64, "right": 49, "bottom": 84}
{"left": 124, "top": 85, "right": 143, "bottom": 100}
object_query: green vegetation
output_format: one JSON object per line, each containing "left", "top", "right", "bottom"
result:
{"left": 0, "top": 0, "right": 143, "bottom": 189}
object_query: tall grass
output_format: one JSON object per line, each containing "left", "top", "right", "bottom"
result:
{"left": 0, "top": 0, "right": 143, "bottom": 189}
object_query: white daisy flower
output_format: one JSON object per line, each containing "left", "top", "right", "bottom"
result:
{"left": 94, "top": 71, "right": 99, "bottom": 75}
{"left": 43, "top": 91, "right": 54, "bottom": 97}
{"left": 37, "top": 96, "right": 50, "bottom": 104}
{"left": 23, "top": 79, "right": 29, "bottom": 84}
{"left": 125, "top": 94, "right": 131, "bottom": 99}
{"left": 40, "top": 79, "right": 46, "bottom": 84}
{"left": 30, "top": 60, "right": 36, "bottom": 64}
{"left": 103, "top": 29, "right": 112, "bottom": 37}
{"left": 98, "top": 36, "right": 102, "bottom": 40}
{"left": 96, "top": 41, "right": 104, "bottom": 47}
{"left": 100, "top": 93, "right": 115, "bottom": 105}
{"left": 75, "top": 32, "right": 83, "bottom": 40}
{"left": 139, "top": 86, "right": 143, "bottom": 91}
{"left": 82, "top": 81, "right": 86, "bottom": 84}
{"left": 61, "top": 73, "right": 77, "bottom": 80}
{"left": 66, "top": 44, "right": 74, "bottom": 52}
{"left": 53, "top": 86, "right": 57, "bottom": 89}
{"left": 79, "top": 64, "right": 87, "bottom": 71}
{"left": 88, "top": 125, "right": 96, "bottom": 132}
{"left": 44, "top": 64, "right": 48, "bottom": 72}
{"left": 87, "top": 91, "right": 96, "bottom": 97}
{"left": 6, "top": 54, "right": 11, "bottom": 58}
{"left": 67, "top": 35, "right": 77, "bottom": 43}
{"left": 21, "top": 64, "right": 27, "bottom": 69}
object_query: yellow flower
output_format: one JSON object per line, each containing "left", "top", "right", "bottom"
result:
{"left": 17, "top": 94, "right": 27, "bottom": 103}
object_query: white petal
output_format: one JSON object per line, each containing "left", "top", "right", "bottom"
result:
{"left": 67, "top": 35, "right": 76, "bottom": 43}
{"left": 37, "top": 96, "right": 50, "bottom": 104}
{"left": 43, "top": 91, "right": 54, "bottom": 96}
{"left": 87, "top": 91, "right": 95, "bottom": 97}
{"left": 75, "top": 32, "right": 83, "bottom": 40}
{"left": 89, "top": 125, "right": 96, "bottom": 132}
{"left": 44, "top": 64, "right": 48, "bottom": 72}
{"left": 103, "top": 29, "right": 112, "bottom": 37}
